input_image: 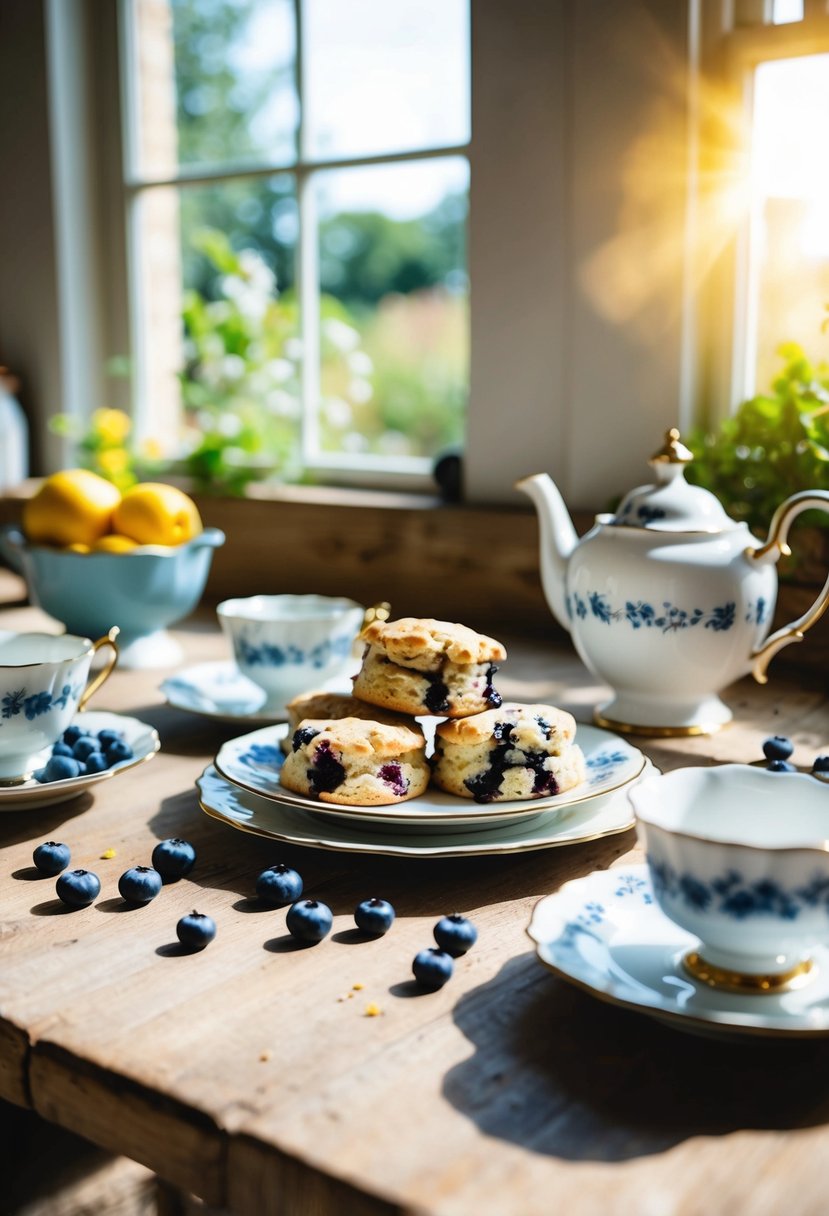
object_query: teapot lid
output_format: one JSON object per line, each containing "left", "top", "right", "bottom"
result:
{"left": 611, "top": 429, "right": 736, "bottom": 533}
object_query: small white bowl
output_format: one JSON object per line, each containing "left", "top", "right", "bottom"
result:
{"left": 217, "top": 594, "right": 365, "bottom": 717}
{"left": 630, "top": 764, "right": 829, "bottom": 991}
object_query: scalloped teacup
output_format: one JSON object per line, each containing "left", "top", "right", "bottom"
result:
{"left": 630, "top": 764, "right": 829, "bottom": 992}
{"left": 217, "top": 595, "right": 365, "bottom": 717}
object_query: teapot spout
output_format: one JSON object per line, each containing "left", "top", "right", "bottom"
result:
{"left": 515, "top": 473, "right": 579, "bottom": 633}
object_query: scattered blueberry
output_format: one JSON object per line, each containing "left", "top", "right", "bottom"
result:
{"left": 62, "top": 724, "right": 84, "bottom": 745}
{"left": 762, "top": 735, "right": 794, "bottom": 762}
{"left": 72, "top": 736, "right": 100, "bottom": 761}
{"left": 176, "top": 911, "right": 216, "bottom": 950}
{"left": 255, "top": 863, "right": 303, "bottom": 906}
{"left": 32, "top": 841, "right": 71, "bottom": 876}
{"left": 813, "top": 756, "right": 829, "bottom": 776}
{"left": 286, "top": 899, "right": 333, "bottom": 944}
{"left": 151, "top": 838, "right": 196, "bottom": 882}
{"left": 39, "top": 755, "right": 82, "bottom": 783}
{"left": 767, "top": 759, "right": 797, "bottom": 773}
{"left": 51, "top": 741, "right": 74, "bottom": 758}
{"left": 104, "top": 739, "right": 134, "bottom": 765}
{"left": 412, "top": 947, "right": 454, "bottom": 990}
{"left": 433, "top": 914, "right": 478, "bottom": 957}
{"left": 118, "top": 866, "right": 163, "bottom": 905}
{"left": 354, "top": 897, "right": 395, "bottom": 936}
{"left": 56, "top": 869, "right": 101, "bottom": 908}
{"left": 97, "top": 729, "right": 123, "bottom": 749}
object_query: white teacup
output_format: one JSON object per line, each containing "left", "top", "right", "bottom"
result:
{"left": 0, "top": 629, "right": 119, "bottom": 781}
{"left": 631, "top": 764, "right": 829, "bottom": 993}
{"left": 217, "top": 595, "right": 365, "bottom": 716}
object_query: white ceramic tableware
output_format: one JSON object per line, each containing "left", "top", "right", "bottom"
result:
{"left": 630, "top": 764, "right": 829, "bottom": 991}
{"left": 0, "top": 630, "right": 119, "bottom": 781}
{"left": 527, "top": 865, "right": 829, "bottom": 1039}
{"left": 517, "top": 428, "right": 829, "bottom": 734}
{"left": 217, "top": 595, "right": 364, "bottom": 717}
{"left": 0, "top": 709, "right": 160, "bottom": 809}
{"left": 197, "top": 761, "right": 646, "bottom": 858}
{"left": 213, "top": 721, "right": 646, "bottom": 831}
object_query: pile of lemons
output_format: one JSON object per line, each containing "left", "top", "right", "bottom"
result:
{"left": 22, "top": 469, "right": 203, "bottom": 553}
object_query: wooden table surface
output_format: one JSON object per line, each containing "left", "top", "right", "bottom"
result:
{"left": 2, "top": 571, "right": 829, "bottom": 1216}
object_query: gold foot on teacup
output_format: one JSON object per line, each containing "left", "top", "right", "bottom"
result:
{"left": 683, "top": 949, "right": 815, "bottom": 994}
{"left": 592, "top": 710, "right": 729, "bottom": 739}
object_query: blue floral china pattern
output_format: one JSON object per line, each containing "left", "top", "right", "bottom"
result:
{"left": 213, "top": 721, "right": 647, "bottom": 830}
{"left": 528, "top": 866, "right": 829, "bottom": 1039}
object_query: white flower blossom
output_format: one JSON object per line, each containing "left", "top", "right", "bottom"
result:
{"left": 347, "top": 351, "right": 373, "bottom": 376}
{"left": 322, "top": 318, "right": 360, "bottom": 353}
{"left": 348, "top": 378, "right": 373, "bottom": 405}
{"left": 266, "top": 358, "right": 296, "bottom": 383}
{"left": 323, "top": 397, "right": 353, "bottom": 429}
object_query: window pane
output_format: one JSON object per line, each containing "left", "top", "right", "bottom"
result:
{"left": 303, "top": 0, "right": 470, "bottom": 161}
{"left": 748, "top": 54, "right": 829, "bottom": 394}
{"left": 132, "top": 0, "right": 297, "bottom": 178}
{"left": 311, "top": 158, "right": 468, "bottom": 463}
{"left": 135, "top": 176, "right": 303, "bottom": 483}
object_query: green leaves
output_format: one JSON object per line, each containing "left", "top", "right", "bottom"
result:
{"left": 687, "top": 343, "right": 829, "bottom": 539}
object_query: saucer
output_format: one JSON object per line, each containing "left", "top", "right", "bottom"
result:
{"left": 0, "top": 710, "right": 160, "bottom": 810}
{"left": 213, "top": 722, "right": 647, "bottom": 831}
{"left": 527, "top": 865, "right": 829, "bottom": 1039}
{"left": 197, "top": 762, "right": 642, "bottom": 858}
{"left": 160, "top": 660, "right": 356, "bottom": 724}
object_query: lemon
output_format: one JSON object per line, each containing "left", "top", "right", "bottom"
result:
{"left": 23, "top": 469, "right": 121, "bottom": 548}
{"left": 65, "top": 542, "right": 91, "bottom": 554}
{"left": 112, "top": 483, "right": 202, "bottom": 547}
{"left": 92, "top": 534, "right": 139, "bottom": 553}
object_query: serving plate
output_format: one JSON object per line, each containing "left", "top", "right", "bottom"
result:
{"left": 214, "top": 722, "right": 646, "bottom": 831}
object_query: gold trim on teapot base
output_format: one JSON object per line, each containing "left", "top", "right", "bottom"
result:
{"left": 683, "top": 950, "right": 815, "bottom": 995}
{"left": 592, "top": 709, "right": 729, "bottom": 738}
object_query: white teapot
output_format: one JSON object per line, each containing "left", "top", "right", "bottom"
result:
{"left": 517, "top": 429, "right": 829, "bottom": 735}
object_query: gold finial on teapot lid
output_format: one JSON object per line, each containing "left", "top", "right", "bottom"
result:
{"left": 649, "top": 427, "right": 693, "bottom": 465}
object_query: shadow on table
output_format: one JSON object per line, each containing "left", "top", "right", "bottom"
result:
{"left": 444, "top": 953, "right": 829, "bottom": 1162}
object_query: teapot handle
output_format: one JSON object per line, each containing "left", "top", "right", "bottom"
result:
{"left": 746, "top": 490, "right": 829, "bottom": 684}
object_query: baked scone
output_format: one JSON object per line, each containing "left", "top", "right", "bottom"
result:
{"left": 352, "top": 617, "right": 506, "bottom": 718}
{"left": 281, "top": 691, "right": 414, "bottom": 754}
{"left": 280, "top": 716, "right": 430, "bottom": 805}
{"left": 431, "top": 703, "right": 585, "bottom": 802}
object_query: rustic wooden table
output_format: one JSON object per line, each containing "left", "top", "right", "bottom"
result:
{"left": 1, "top": 570, "right": 828, "bottom": 1216}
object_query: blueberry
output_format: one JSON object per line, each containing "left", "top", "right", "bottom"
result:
{"left": 286, "top": 899, "right": 333, "bottom": 944}
{"left": 51, "top": 741, "right": 74, "bottom": 758}
{"left": 97, "top": 729, "right": 123, "bottom": 749}
{"left": 255, "top": 863, "right": 303, "bottom": 906}
{"left": 762, "top": 735, "right": 794, "bottom": 762}
{"left": 39, "top": 755, "right": 82, "bottom": 783}
{"left": 354, "top": 897, "right": 395, "bottom": 936}
{"left": 813, "top": 756, "right": 829, "bottom": 775}
{"left": 105, "top": 739, "right": 134, "bottom": 765}
{"left": 72, "top": 736, "right": 100, "bottom": 761}
{"left": 767, "top": 759, "right": 797, "bottom": 773}
{"left": 118, "top": 865, "right": 163, "bottom": 905}
{"left": 84, "top": 750, "right": 109, "bottom": 774}
{"left": 434, "top": 913, "right": 478, "bottom": 957}
{"left": 62, "top": 724, "right": 84, "bottom": 745}
{"left": 412, "top": 947, "right": 454, "bottom": 990}
{"left": 151, "top": 838, "right": 196, "bottom": 882}
{"left": 56, "top": 869, "right": 101, "bottom": 908}
{"left": 32, "top": 841, "right": 71, "bottom": 876}
{"left": 176, "top": 911, "right": 216, "bottom": 950}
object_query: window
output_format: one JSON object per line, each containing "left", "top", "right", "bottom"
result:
{"left": 122, "top": 0, "right": 470, "bottom": 486}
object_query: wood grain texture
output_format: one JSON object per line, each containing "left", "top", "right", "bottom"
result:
{"left": 0, "top": 597, "right": 827, "bottom": 1216}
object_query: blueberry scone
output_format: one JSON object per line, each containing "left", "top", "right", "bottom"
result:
{"left": 352, "top": 617, "right": 506, "bottom": 718}
{"left": 280, "top": 716, "right": 430, "bottom": 805}
{"left": 281, "top": 691, "right": 414, "bottom": 754}
{"left": 431, "top": 703, "right": 585, "bottom": 802}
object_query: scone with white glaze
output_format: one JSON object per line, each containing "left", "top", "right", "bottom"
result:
{"left": 280, "top": 716, "right": 430, "bottom": 805}
{"left": 431, "top": 703, "right": 585, "bottom": 802}
{"left": 281, "top": 691, "right": 414, "bottom": 754}
{"left": 352, "top": 617, "right": 506, "bottom": 718}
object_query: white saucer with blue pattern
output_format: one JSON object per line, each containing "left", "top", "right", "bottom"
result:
{"left": 213, "top": 721, "right": 647, "bottom": 830}
{"left": 160, "top": 660, "right": 357, "bottom": 724}
{"left": 528, "top": 864, "right": 829, "bottom": 1038}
